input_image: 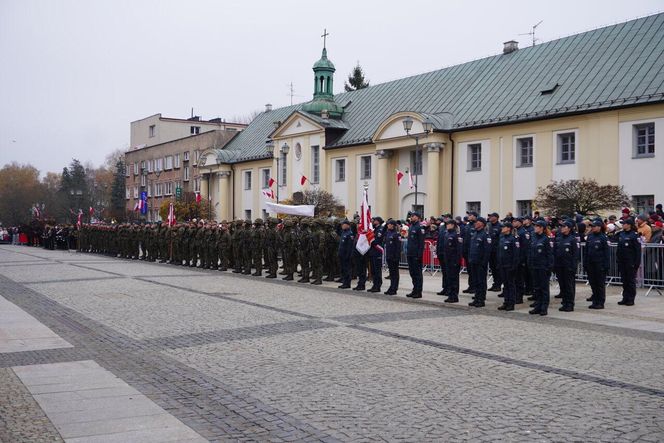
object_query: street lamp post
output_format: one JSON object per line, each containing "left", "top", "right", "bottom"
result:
{"left": 265, "top": 139, "right": 290, "bottom": 203}
{"left": 402, "top": 116, "right": 433, "bottom": 217}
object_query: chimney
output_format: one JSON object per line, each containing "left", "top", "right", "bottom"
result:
{"left": 265, "top": 103, "right": 273, "bottom": 112}
{"left": 503, "top": 40, "right": 518, "bottom": 54}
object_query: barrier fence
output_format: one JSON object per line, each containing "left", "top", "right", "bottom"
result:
{"left": 385, "top": 239, "right": 664, "bottom": 294}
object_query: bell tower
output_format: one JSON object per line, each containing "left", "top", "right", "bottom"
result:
{"left": 302, "top": 29, "right": 344, "bottom": 119}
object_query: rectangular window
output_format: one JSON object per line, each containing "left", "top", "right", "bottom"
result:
{"left": 140, "top": 174, "right": 146, "bottom": 187}
{"left": 633, "top": 195, "right": 655, "bottom": 215}
{"left": 193, "top": 150, "right": 199, "bottom": 166}
{"left": 557, "top": 132, "right": 576, "bottom": 164}
{"left": 633, "top": 123, "right": 655, "bottom": 157}
{"left": 174, "top": 153, "right": 181, "bottom": 168}
{"left": 165, "top": 182, "right": 173, "bottom": 195}
{"left": 190, "top": 126, "right": 200, "bottom": 135}
{"left": 194, "top": 177, "right": 201, "bottom": 192}
{"left": 360, "top": 155, "right": 372, "bottom": 180}
{"left": 183, "top": 166, "right": 190, "bottom": 181}
{"left": 147, "top": 160, "right": 153, "bottom": 172}
{"left": 412, "top": 204, "right": 424, "bottom": 215}
{"left": 468, "top": 144, "right": 482, "bottom": 171}
{"left": 516, "top": 200, "right": 532, "bottom": 217}
{"left": 125, "top": 163, "right": 130, "bottom": 177}
{"left": 244, "top": 171, "right": 252, "bottom": 190}
{"left": 410, "top": 150, "right": 423, "bottom": 175}
{"left": 335, "top": 159, "right": 346, "bottom": 182}
{"left": 147, "top": 183, "right": 152, "bottom": 197}
{"left": 311, "top": 145, "right": 320, "bottom": 183}
{"left": 262, "top": 209, "right": 268, "bottom": 220}
{"left": 517, "top": 137, "right": 533, "bottom": 167}
{"left": 149, "top": 125, "right": 155, "bottom": 138}
{"left": 466, "top": 201, "right": 481, "bottom": 214}
{"left": 165, "top": 156, "right": 173, "bottom": 170}
{"left": 140, "top": 160, "right": 146, "bottom": 171}
{"left": 261, "top": 169, "right": 270, "bottom": 189}
{"left": 155, "top": 158, "right": 163, "bottom": 171}
{"left": 154, "top": 183, "right": 161, "bottom": 197}
{"left": 133, "top": 162, "right": 138, "bottom": 176}
{"left": 280, "top": 152, "right": 287, "bottom": 184}
{"left": 125, "top": 187, "right": 130, "bottom": 200}
{"left": 183, "top": 151, "right": 190, "bottom": 161}
{"left": 133, "top": 186, "right": 138, "bottom": 199}
{"left": 244, "top": 209, "right": 252, "bottom": 220}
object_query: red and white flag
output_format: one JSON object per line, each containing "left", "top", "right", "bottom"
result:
{"left": 89, "top": 206, "right": 94, "bottom": 217}
{"left": 355, "top": 188, "right": 375, "bottom": 255}
{"left": 167, "top": 202, "right": 176, "bottom": 226}
{"left": 195, "top": 192, "right": 202, "bottom": 204}
{"left": 395, "top": 169, "right": 404, "bottom": 186}
{"left": 76, "top": 209, "right": 83, "bottom": 228}
{"left": 133, "top": 201, "right": 139, "bottom": 211}
{"left": 408, "top": 169, "right": 415, "bottom": 189}
{"left": 268, "top": 177, "right": 276, "bottom": 188}
{"left": 261, "top": 189, "right": 275, "bottom": 199}
{"left": 300, "top": 175, "right": 308, "bottom": 186}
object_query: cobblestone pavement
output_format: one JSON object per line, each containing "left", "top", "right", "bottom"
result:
{"left": 1, "top": 245, "right": 664, "bottom": 442}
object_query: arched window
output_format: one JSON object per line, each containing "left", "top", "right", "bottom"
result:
{"left": 326, "top": 76, "right": 332, "bottom": 95}
{"left": 319, "top": 76, "right": 325, "bottom": 93}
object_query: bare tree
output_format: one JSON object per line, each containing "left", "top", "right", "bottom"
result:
{"left": 281, "top": 188, "right": 345, "bottom": 217}
{"left": 229, "top": 109, "right": 261, "bottom": 125}
{"left": 534, "top": 179, "right": 630, "bottom": 216}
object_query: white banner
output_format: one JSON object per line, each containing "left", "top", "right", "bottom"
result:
{"left": 264, "top": 202, "right": 315, "bottom": 217}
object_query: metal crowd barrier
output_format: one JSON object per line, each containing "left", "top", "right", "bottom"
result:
{"left": 384, "top": 239, "right": 663, "bottom": 294}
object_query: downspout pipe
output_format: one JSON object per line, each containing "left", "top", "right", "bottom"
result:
{"left": 448, "top": 132, "right": 455, "bottom": 214}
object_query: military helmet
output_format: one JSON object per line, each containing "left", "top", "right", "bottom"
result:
{"left": 254, "top": 218, "right": 264, "bottom": 225}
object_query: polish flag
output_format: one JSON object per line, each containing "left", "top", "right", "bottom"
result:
{"left": 300, "top": 175, "right": 308, "bottom": 186}
{"left": 195, "top": 192, "right": 202, "bottom": 204}
{"left": 77, "top": 209, "right": 83, "bottom": 228}
{"left": 133, "top": 201, "right": 140, "bottom": 211}
{"left": 355, "top": 188, "right": 375, "bottom": 255}
{"left": 167, "top": 202, "right": 176, "bottom": 226}
{"left": 261, "top": 189, "right": 273, "bottom": 199}
{"left": 408, "top": 169, "right": 415, "bottom": 189}
{"left": 268, "top": 177, "right": 276, "bottom": 188}
{"left": 270, "top": 189, "right": 275, "bottom": 199}
{"left": 89, "top": 206, "right": 95, "bottom": 216}
{"left": 395, "top": 169, "right": 404, "bottom": 186}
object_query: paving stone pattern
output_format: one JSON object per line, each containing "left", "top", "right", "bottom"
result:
{"left": 1, "top": 245, "right": 664, "bottom": 442}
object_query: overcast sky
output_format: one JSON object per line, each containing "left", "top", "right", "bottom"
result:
{"left": 1, "top": 0, "right": 662, "bottom": 175}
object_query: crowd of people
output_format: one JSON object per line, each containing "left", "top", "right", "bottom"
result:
{"left": 4, "top": 203, "right": 663, "bottom": 316}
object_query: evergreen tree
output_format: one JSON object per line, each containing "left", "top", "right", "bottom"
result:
{"left": 110, "top": 159, "right": 126, "bottom": 222}
{"left": 344, "top": 63, "right": 370, "bottom": 92}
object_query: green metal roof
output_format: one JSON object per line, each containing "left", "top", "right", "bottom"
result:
{"left": 221, "top": 13, "right": 664, "bottom": 162}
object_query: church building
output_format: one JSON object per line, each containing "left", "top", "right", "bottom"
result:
{"left": 198, "top": 13, "right": 664, "bottom": 221}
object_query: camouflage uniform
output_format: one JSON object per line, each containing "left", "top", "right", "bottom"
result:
{"left": 298, "top": 219, "right": 312, "bottom": 283}
{"left": 251, "top": 219, "right": 265, "bottom": 276}
{"left": 264, "top": 218, "right": 279, "bottom": 278}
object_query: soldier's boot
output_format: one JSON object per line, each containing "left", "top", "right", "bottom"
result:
{"left": 323, "top": 275, "right": 335, "bottom": 282}
{"left": 252, "top": 270, "right": 262, "bottom": 277}
{"left": 297, "top": 270, "right": 310, "bottom": 283}
{"left": 283, "top": 273, "right": 294, "bottom": 281}
{"left": 266, "top": 273, "right": 277, "bottom": 278}
{"left": 311, "top": 278, "right": 322, "bottom": 285}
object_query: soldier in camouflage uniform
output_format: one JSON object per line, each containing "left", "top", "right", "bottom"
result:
{"left": 298, "top": 219, "right": 312, "bottom": 283}
{"left": 281, "top": 218, "right": 296, "bottom": 281}
{"left": 169, "top": 224, "right": 179, "bottom": 265}
{"left": 176, "top": 223, "right": 186, "bottom": 265}
{"left": 309, "top": 219, "right": 324, "bottom": 285}
{"left": 241, "top": 220, "right": 252, "bottom": 275}
{"left": 264, "top": 218, "right": 279, "bottom": 278}
{"left": 251, "top": 219, "right": 265, "bottom": 276}
{"left": 232, "top": 220, "right": 244, "bottom": 273}
{"left": 194, "top": 221, "right": 205, "bottom": 268}
{"left": 188, "top": 221, "right": 198, "bottom": 267}
{"left": 218, "top": 221, "right": 231, "bottom": 271}
{"left": 208, "top": 222, "right": 219, "bottom": 270}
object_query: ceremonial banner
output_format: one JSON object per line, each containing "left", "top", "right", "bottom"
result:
{"left": 355, "top": 188, "right": 374, "bottom": 255}
{"left": 264, "top": 202, "right": 315, "bottom": 217}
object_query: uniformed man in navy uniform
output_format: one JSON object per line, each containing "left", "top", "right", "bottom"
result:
{"left": 366, "top": 217, "right": 385, "bottom": 293}
{"left": 528, "top": 220, "right": 553, "bottom": 316}
{"left": 468, "top": 217, "right": 491, "bottom": 307}
{"left": 553, "top": 219, "right": 578, "bottom": 312}
{"left": 487, "top": 212, "right": 502, "bottom": 292}
{"left": 384, "top": 219, "right": 401, "bottom": 295}
{"left": 497, "top": 221, "right": 520, "bottom": 311}
{"left": 337, "top": 220, "right": 354, "bottom": 289}
{"left": 584, "top": 219, "right": 610, "bottom": 309}
{"left": 406, "top": 212, "right": 425, "bottom": 299}
{"left": 513, "top": 217, "right": 529, "bottom": 304}
{"left": 616, "top": 218, "right": 641, "bottom": 306}
{"left": 441, "top": 219, "right": 462, "bottom": 303}
{"left": 462, "top": 211, "right": 478, "bottom": 294}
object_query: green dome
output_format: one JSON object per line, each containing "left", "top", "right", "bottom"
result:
{"left": 313, "top": 48, "right": 335, "bottom": 71}
{"left": 302, "top": 98, "right": 344, "bottom": 118}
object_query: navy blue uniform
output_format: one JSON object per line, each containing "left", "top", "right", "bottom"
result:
{"left": 515, "top": 226, "right": 530, "bottom": 303}
{"left": 440, "top": 228, "right": 463, "bottom": 300}
{"left": 487, "top": 222, "right": 502, "bottom": 289}
{"left": 338, "top": 229, "right": 355, "bottom": 287}
{"left": 523, "top": 224, "right": 535, "bottom": 293}
{"left": 468, "top": 228, "right": 491, "bottom": 303}
{"left": 497, "top": 233, "right": 520, "bottom": 307}
{"left": 407, "top": 222, "right": 425, "bottom": 296}
{"left": 616, "top": 230, "right": 641, "bottom": 304}
{"left": 366, "top": 225, "right": 384, "bottom": 290}
{"left": 463, "top": 223, "right": 475, "bottom": 292}
{"left": 584, "top": 232, "right": 610, "bottom": 307}
{"left": 528, "top": 233, "right": 553, "bottom": 313}
{"left": 554, "top": 233, "right": 578, "bottom": 309}
{"left": 384, "top": 229, "right": 401, "bottom": 293}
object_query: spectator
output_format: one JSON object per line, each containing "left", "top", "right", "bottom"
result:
{"left": 651, "top": 221, "right": 663, "bottom": 244}
{"left": 656, "top": 203, "right": 663, "bottom": 220}
{"left": 636, "top": 214, "right": 652, "bottom": 243}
